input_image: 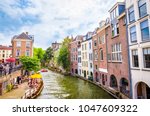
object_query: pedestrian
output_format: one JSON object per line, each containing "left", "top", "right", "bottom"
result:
{"left": 17, "top": 76, "right": 20, "bottom": 84}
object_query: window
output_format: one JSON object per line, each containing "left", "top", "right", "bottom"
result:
{"left": 117, "top": 23, "right": 119, "bottom": 35}
{"left": 138, "top": 0, "right": 147, "bottom": 18}
{"left": 112, "top": 25, "right": 115, "bottom": 36}
{"left": 107, "top": 54, "right": 111, "bottom": 61}
{"left": 78, "top": 51, "right": 81, "bottom": 55}
{"left": 143, "top": 48, "right": 150, "bottom": 68}
{"left": 85, "top": 44, "right": 87, "bottom": 50}
{"left": 78, "top": 57, "right": 81, "bottom": 63}
{"left": 89, "top": 53, "right": 93, "bottom": 61}
{"left": 26, "top": 41, "right": 30, "bottom": 48}
{"left": 130, "top": 26, "right": 137, "bottom": 42}
{"left": 128, "top": 6, "right": 135, "bottom": 23}
{"left": 94, "top": 50, "right": 98, "bottom": 61}
{"left": 94, "top": 40, "right": 97, "bottom": 47}
{"left": 82, "top": 53, "right": 84, "bottom": 59}
{"left": 100, "top": 48, "right": 103, "bottom": 61}
{"left": 95, "top": 65, "right": 98, "bottom": 70}
{"left": 89, "top": 42, "right": 91, "bottom": 49}
{"left": 16, "top": 41, "right": 21, "bottom": 47}
{"left": 132, "top": 49, "right": 139, "bottom": 67}
{"left": 82, "top": 45, "right": 84, "bottom": 50}
{"left": 85, "top": 52, "right": 87, "bottom": 59}
{"left": 76, "top": 55, "right": 77, "bottom": 61}
{"left": 90, "top": 63, "right": 92, "bottom": 68}
{"left": 26, "top": 50, "right": 30, "bottom": 56}
{"left": 140, "top": 20, "right": 149, "bottom": 41}
{"left": 16, "top": 49, "right": 20, "bottom": 56}
{"left": 112, "top": 43, "right": 122, "bottom": 62}
{"left": 99, "top": 36, "right": 105, "bottom": 44}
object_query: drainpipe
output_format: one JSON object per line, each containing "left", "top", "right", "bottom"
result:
{"left": 125, "top": 7, "right": 133, "bottom": 99}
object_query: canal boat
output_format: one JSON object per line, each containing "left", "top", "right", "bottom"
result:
{"left": 40, "top": 69, "right": 48, "bottom": 72}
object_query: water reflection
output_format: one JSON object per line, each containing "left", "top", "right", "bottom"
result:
{"left": 38, "top": 70, "right": 114, "bottom": 99}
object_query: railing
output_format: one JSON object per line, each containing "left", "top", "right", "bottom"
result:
{"left": 22, "top": 88, "right": 37, "bottom": 99}
{"left": 120, "top": 86, "right": 130, "bottom": 97}
{"left": 0, "top": 65, "right": 22, "bottom": 78}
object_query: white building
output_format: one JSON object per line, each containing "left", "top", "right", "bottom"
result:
{"left": 126, "top": 0, "right": 150, "bottom": 99}
{"left": 0, "top": 45, "right": 12, "bottom": 62}
{"left": 81, "top": 36, "right": 89, "bottom": 78}
{"left": 87, "top": 38, "right": 93, "bottom": 80}
{"left": 78, "top": 46, "right": 82, "bottom": 76}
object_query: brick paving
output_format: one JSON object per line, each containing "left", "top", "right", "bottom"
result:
{"left": 0, "top": 82, "right": 29, "bottom": 99}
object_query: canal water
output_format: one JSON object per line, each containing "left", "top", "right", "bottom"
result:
{"left": 37, "top": 70, "right": 114, "bottom": 99}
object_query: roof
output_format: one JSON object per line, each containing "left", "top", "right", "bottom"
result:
{"left": 0, "top": 45, "right": 12, "bottom": 50}
{"left": 12, "top": 32, "right": 34, "bottom": 40}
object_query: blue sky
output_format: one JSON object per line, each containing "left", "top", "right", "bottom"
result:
{"left": 0, "top": 0, "right": 123, "bottom": 49}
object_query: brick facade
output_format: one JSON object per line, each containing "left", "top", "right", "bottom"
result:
{"left": 107, "top": 13, "right": 130, "bottom": 97}
{"left": 11, "top": 32, "right": 34, "bottom": 58}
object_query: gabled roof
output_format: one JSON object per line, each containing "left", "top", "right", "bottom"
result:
{"left": 12, "top": 32, "right": 33, "bottom": 40}
{"left": 16, "top": 32, "right": 31, "bottom": 39}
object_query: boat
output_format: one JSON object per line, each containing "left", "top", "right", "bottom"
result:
{"left": 40, "top": 69, "right": 48, "bottom": 72}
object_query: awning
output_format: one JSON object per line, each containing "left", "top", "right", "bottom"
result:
{"left": 6, "top": 57, "right": 16, "bottom": 62}
{"left": 30, "top": 73, "right": 42, "bottom": 79}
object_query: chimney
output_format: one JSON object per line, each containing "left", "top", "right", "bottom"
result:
{"left": 26, "top": 32, "right": 28, "bottom": 35}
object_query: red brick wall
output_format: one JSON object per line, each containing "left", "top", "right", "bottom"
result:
{"left": 97, "top": 27, "right": 108, "bottom": 85}
{"left": 107, "top": 15, "right": 130, "bottom": 90}
{"left": 70, "top": 40, "right": 78, "bottom": 74}
{"left": 12, "top": 40, "right": 33, "bottom": 58}
{"left": 92, "top": 34, "right": 99, "bottom": 81}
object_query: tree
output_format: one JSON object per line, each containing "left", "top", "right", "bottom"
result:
{"left": 20, "top": 56, "right": 40, "bottom": 72}
{"left": 33, "top": 48, "right": 45, "bottom": 61}
{"left": 57, "top": 37, "right": 71, "bottom": 71}
{"left": 42, "top": 47, "right": 53, "bottom": 66}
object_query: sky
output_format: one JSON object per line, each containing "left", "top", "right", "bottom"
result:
{"left": 0, "top": 0, "right": 124, "bottom": 50}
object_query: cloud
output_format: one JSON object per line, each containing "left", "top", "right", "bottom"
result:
{"left": 0, "top": 0, "right": 124, "bottom": 49}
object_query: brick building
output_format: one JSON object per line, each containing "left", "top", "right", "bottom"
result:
{"left": 11, "top": 32, "right": 34, "bottom": 59}
{"left": 97, "top": 20, "right": 109, "bottom": 87}
{"left": 92, "top": 30, "right": 99, "bottom": 82}
{"left": 107, "top": 2, "right": 130, "bottom": 97}
{"left": 70, "top": 36, "right": 82, "bottom": 75}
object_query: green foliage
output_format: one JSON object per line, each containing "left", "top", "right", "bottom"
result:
{"left": 43, "top": 47, "right": 53, "bottom": 63}
{"left": 57, "top": 37, "right": 71, "bottom": 71}
{"left": 20, "top": 56, "right": 40, "bottom": 72}
{"left": 6, "top": 84, "right": 13, "bottom": 92}
{"left": 33, "top": 48, "right": 45, "bottom": 61}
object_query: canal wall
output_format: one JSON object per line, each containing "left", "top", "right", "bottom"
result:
{"left": 73, "top": 74, "right": 129, "bottom": 99}
{"left": 48, "top": 68, "right": 129, "bottom": 99}
{"left": 0, "top": 70, "right": 21, "bottom": 95}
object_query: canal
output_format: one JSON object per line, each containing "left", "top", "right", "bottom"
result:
{"left": 38, "top": 70, "right": 114, "bottom": 99}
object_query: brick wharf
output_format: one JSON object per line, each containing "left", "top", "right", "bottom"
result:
{"left": 12, "top": 105, "right": 70, "bottom": 112}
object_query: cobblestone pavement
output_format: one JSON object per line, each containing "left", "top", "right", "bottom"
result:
{"left": 0, "top": 82, "right": 29, "bottom": 99}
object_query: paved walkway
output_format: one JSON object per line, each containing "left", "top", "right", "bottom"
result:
{"left": 0, "top": 82, "right": 29, "bottom": 99}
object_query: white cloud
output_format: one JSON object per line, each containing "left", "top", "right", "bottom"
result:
{"left": 0, "top": 0, "right": 125, "bottom": 49}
